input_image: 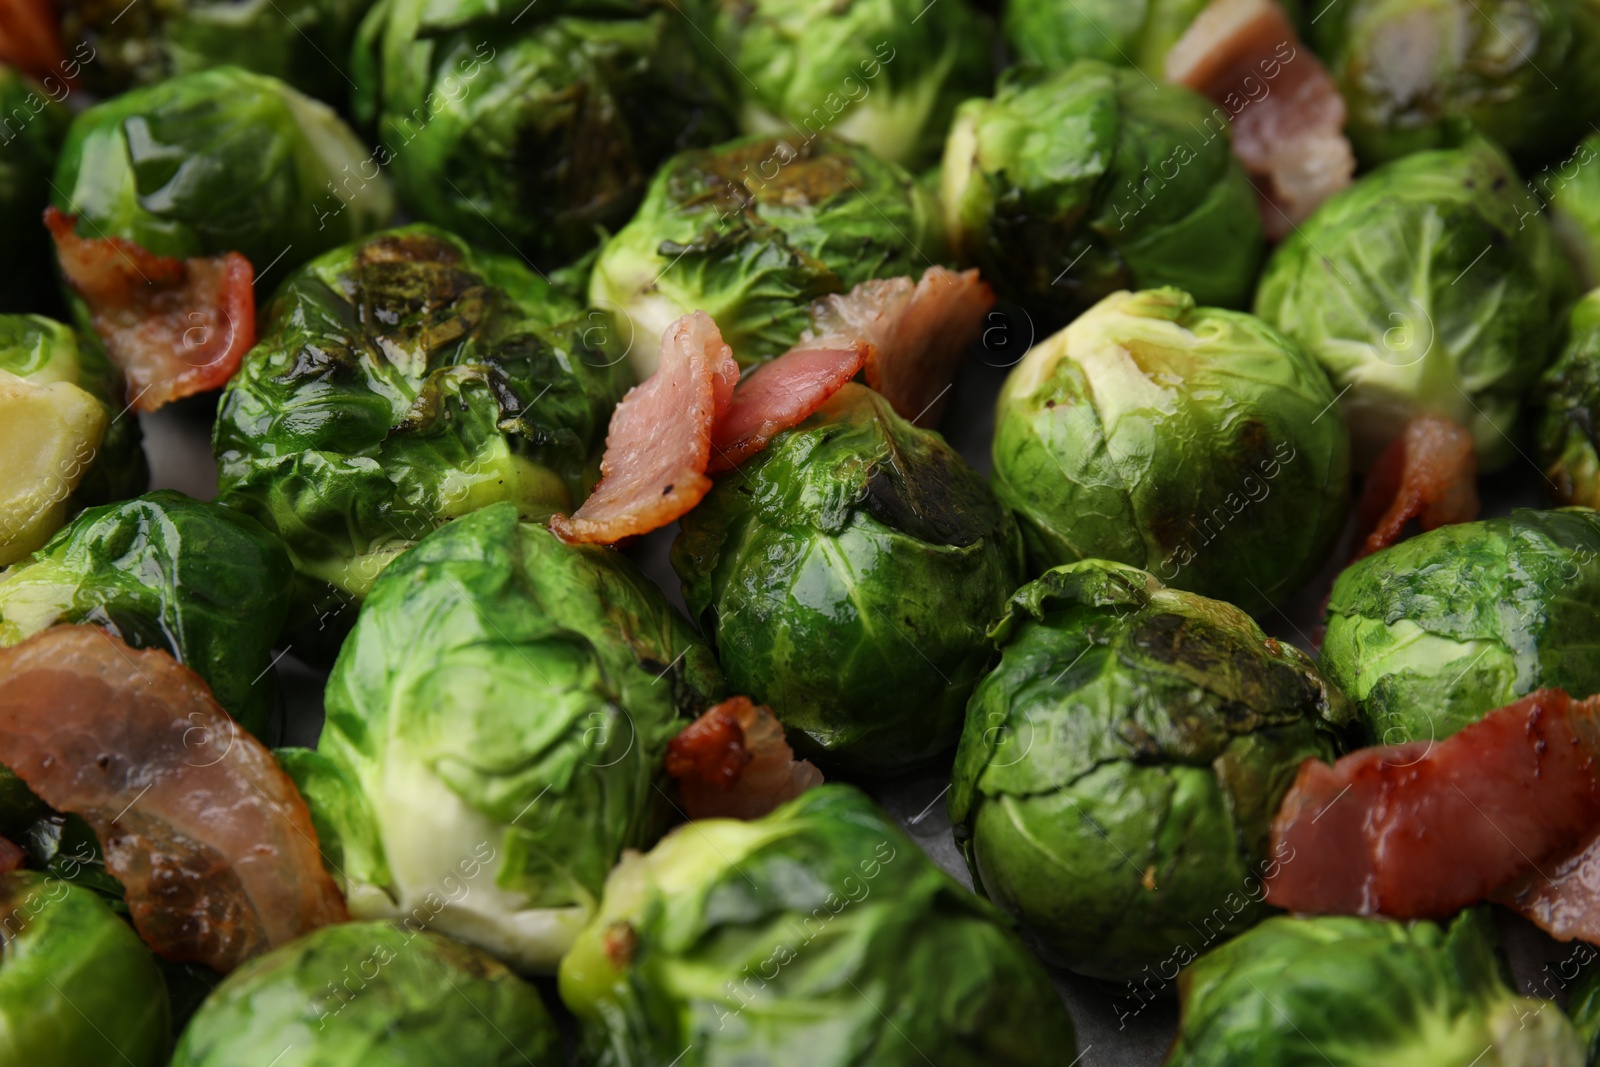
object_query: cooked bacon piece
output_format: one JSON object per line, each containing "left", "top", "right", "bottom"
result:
{"left": 1353, "top": 414, "right": 1479, "bottom": 560}
{"left": 0, "top": 626, "right": 348, "bottom": 972}
{"left": 551, "top": 311, "right": 738, "bottom": 545}
{"left": 1166, "top": 0, "right": 1355, "bottom": 238}
{"left": 1266, "top": 690, "right": 1600, "bottom": 920}
{"left": 1494, "top": 835, "right": 1600, "bottom": 944}
{"left": 0, "top": 0, "right": 64, "bottom": 82}
{"left": 0, "top": 836, "right": 24, "bottom": 874}
{"left": 709, "top": 341, "right": 869, "bottom": 473}
{"left": 45, "top": 208, "right": 256, "bottom": 412}
{"left": 665, "top": 696, "right": 823, "bottom": 821}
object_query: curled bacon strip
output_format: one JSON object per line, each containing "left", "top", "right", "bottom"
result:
{"left": 1352, "top": 414, "right": 1479, "bottom": 560}
{"left": 1167, "top": 0, "right": 1355, "bottom": 237}
{"left": 665, "top": 696, "right": 823, "bottom": 821}
{"left": 45, "top": 208, "right": 256, "bottom": 412}
{"left": 0, "top": 0, "right": 64, "bottom": 82}
{"left": 709, "top": 341, "right": 869, "bottom": 473}
{"left": 1266, "top": 689, "right": 1600, "bottom": 921}
{"left": 0, "top": 626, "right": 348, "bottom": 972}
{"left": 0, "top": 836, "right": 24, "bottom": 875}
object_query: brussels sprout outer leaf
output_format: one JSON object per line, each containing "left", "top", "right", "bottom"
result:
{"left": 1537, "top": 289, "right": 1600, "bottom": 508}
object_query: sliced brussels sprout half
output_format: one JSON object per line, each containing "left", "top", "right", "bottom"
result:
{"left": 0, "top": 64, "right": 70, "bottom": 314}
{"left": 1002, "top": 0, "right": 1210, "bottom": 73}
{"left": 1537, "top": 290, "right": 1600, "bottom": 509}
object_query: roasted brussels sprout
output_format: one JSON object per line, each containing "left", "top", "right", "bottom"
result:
{"left": 950, "top": 560, "right": 1351, "bottom": 982}
{"left": 288, "top": 503, "right": 722, "bottom": 972}
{"left": 352, "top": 0, "right": 736, "bottom": 267}
{"left": 0, "top": 64, "right": 70, "bottom": 314}
{"left": 1311, "top": 0, "right": 1600, "bottom": 166}
{"left": 213, "top": 224, "right": 631, "bottom": 657}
{"left": 0, "top": 491, "right": 293, "bottom": 738}
{"left": 1547, "top": 132, "right": 1600, "bottom": 289}
{"left": 991, "top": 288, "right": 1349, "bottom": 612}
{"left": 941, "top": 62, "right": 1264, "bottom": 327}
{"left": 1537, "top": 290, "right": 1600, "bottom": 508}
{"left": 591, "top": 134, "right": 942, "bottom": 375}
{"left": 1256, "top": 137, "right": 1572, "bottom": 470}
{"left": 1321, "top": 508, "right": 1600, "bottom": 745}
{"left": 169, "top": 921, "right": 560, "bottom": 1066}
{"left": 559, "top": 784, "right": 1077, "bottom": 1066}
{"left": 1002, "top": 0, "right": 1209, "bottom": 78}
{"left": 712, "top": 0, "right": 993, "bottom": 167}
{"left": 0, "top": 870, "right": 170, "bottom": 1066}
{"left": 1167, "top": 910, "right": 1584, "bottom": 1065}
{"left": 60, "top": 0, "right": 374, "bottom": 103}
{"left": 673, "top": 384, "right": 1021, "bottom": 772}
{"left": 1568, "top": 957, "right": 1600, "bottom": 1064}
{"left": 0, "top": 314, "right": 144, "bottom": 567}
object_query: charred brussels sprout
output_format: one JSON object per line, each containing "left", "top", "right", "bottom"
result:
{"left": 1537, "top": 290, "right": 1600, "bottom": 508}
{"left": 0, "top": 870, "right": 170, "bottom": 1066}
{"left": 591, "top": 134, "right": 942, "bottom": 375}
{"left": 289, "top": 503, "right": 722, "bottom": 972}
{"left": 1168, "top": 910, "right": 1584, "bottom": 1066}
{"left": 711, "top": 0, "right": 993, "bottom": 167}
{"left": 941, "top": 62, "right": 1264, "bottom": 327}
{"left": 0, "top": 314, "right": 144, "bottom": 567}
{"left": 0, "top": 65, "right": 70, "bottom": 314}
{"left": 213, "top": 225, "right": 631, "bottom": 657}
{"left": 1003, "top": 0, "right": 1209, "bottom": 74}
{"left": 673, "top": 384, "right": 1021, "bottom": 773}
{"left": 1321, "top": 508, "right": 1600, "bottom": 744}
{"left": 352, "top": 0, "right": 736, "bottom": 268}
{"left": 991, "top": 288, "right": 1349, "bottom": 613}
{"left": 949, "top": 560, "right": 1351, "bottom": 982}
{"left": 1311, "top": 0, "right": 1600, "bottom": 166}
{"left": 169, "top": 921, "right": 560, "bottom": 1066}
{"left": 1256, "top": 138, "right": 1571, "bottom": 470}
{"left": 1548, "top": 133, "right": 1600, "bottom": 289}
{"left": 559, "top": 784, "right": 1077, "bottom": 1067}
{"left": 0, "top": 491, "right": 293, "bottom": 739}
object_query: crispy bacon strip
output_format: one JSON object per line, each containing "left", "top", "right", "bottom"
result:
{"left": 1353, "top": 414, "right": 1479, "bottom": 560}
{"left": 665, "top": 697, "right": 823, "bottom": 821}
{"left": 1266, "top": 690, "right": 1600, "bottom": 920}
{"left": 0, "top": 0, "right": 64, "bottom": 82}
{"left": 708, "top": 341, "right": 869, "bottom": 473}
{"left": 1167, "top": 0, "right": 1355, "bottom": 238}
{"left": 1495, "top": 836, "right": 1600, "bottom": 944}
{"left": 45, "top": 208, "right": 256, "bottom": 412}
{"left": 0, "top": 626, "right": 348, "bottom": 971}
{"left": 551, "top": 311, "right": 738, "bottom": 545}
{"left": 0, "top": 836, "right": 24, "bottom": 875}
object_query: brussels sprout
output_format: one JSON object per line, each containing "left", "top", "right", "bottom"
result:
{"left": 59, "top": 0, "right": 372, "bottom": 104}
{"left": 213, "top": 224, "right": 631, "bottom": 658}
{"left": 712, "top": 0, "right": 992, "bottom": 167}
{"left": 1547, "top": 133, "right": 1600, "bottom": 289}
{"left": 0, "top": 491, "right": 293, "bottom": 738}
{"left": 352, "top": 0, "right": 736, "bottom": 268}
{"left": 0, "top": 870, "right": 170, "bottom": 1066}
{"left": 0, "top": 65, "right": 70, "bottom": 314}
{"left": 51, "top": 66, "right": 393, "bottom": 272}
{"left": 559, "top": 784, "right": 1076, "bottom": 1066}
{"left": 1537, "top": 290, "right": 1600, "bottom": 508}
{"left": 1256, "top": 137, "right": 1572, "bottom": 470}
{"left": 1568, "top": 957, "right": 1600, "bottom": 1064}
{"left": 1002, "top": 0, "right": 1210, "bottom": 75}
{"left": 949, "top": 560, "right": 1350, "bottom": 982}
{"left": 991, "top": 287, "right": 1349, "bottom": 612}
{"left": 169, "top": 921, "right": 560, "bottom": 1066}
{"left": 1311, "top": 0, "right": 1600, "bottom": 166}
{"left": 673, "top": 383, "right": 1021, "bottom": 772}
{"left": 292, "top": 503, "right": 722, "bottom": 972}
{"left": 1167, "top": 910, "right": 1584, "bottom": 1066}
{"left": 0, "top": 314, "right": 145, "bottom": 567}
{"left": 1321, "top": 508, "right": 1600, "bottom": 745}
{"left": 591, "top": 134, "right": 942, "bottom": 375}
{"left": 941, "top": 62, "right": 1265, "bottom": 327}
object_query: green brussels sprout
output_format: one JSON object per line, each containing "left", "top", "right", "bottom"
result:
{"left": 213, "top": 224, "right": 630, "bottom": 659}
{"left": 292, "top": 502, "right": 722, "bottom": 972}
{"left": 0, "top": 490, "right": 293, "bottom": 739}
{"left": 52, "top": 66, "right": 393, "bottom": 272}
{"left": 0, "top": 65, "right": 70, "bottom": 314}
{"left": 0, "top": 314, "right": 146, "bottom": 566}
{"left": 169, "top": 921, "right": 560, "bottom": 1066}
{"left": 1537, "top": 290, "right": 1600, "bottom": 508}
{"left": 712, "top": 0, "right": 993, "bottom": 167}
{"left": 991, "top": 287, "right": 1349, "bottom": 612}
{"left": 559, "top": 784, "right": 1077, "bottom": 1066}
{"left": 1547, "top": 132, "right": 1600, "bottom": 289}
{"left": 591, "top": 134, "right": 942, "bottom": 374}
{"left": 941, "top": 62, "right": 1265, "bottom": 327}
{"left": 60, "top": 0, "right": 374, "bottom": 104}
{"left": 352, "top": 0, "right": 737, "bottom": 268}
{"left": 949, "top": 559, "right": 1351, "bottom": 982}
{"left": 1320, "top": 508, "right": 1600, "bottom": 745}
{"left": 1311, "top": 0, "right": 1600, "bottom": 166}
{"left": 0, "top": 766, "right": 126, "bottom": 904}
{"left": 0, "top": 870, "right": 171, "bottom": 1066}
{"left": 1002, "top": 0, "right": 1210, "bottom": 75}
{"left": 1568, "top": 957, "right": 1600, "bottom": 1064}
{"left": 1167, "top": 910, "right": 1584, "bottom": 1066}
{"left": 673, "top": 384, "right": 1021, "bottom": 772}
{"left": 1255, "top": 137, "right": 1572, "bottom": 471}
